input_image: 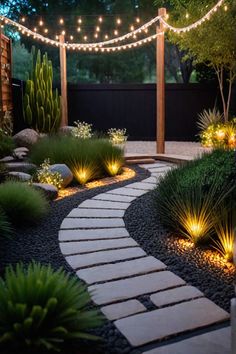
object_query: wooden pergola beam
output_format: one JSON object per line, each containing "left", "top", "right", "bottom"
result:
{"left": 156, "top": 8, "right": 166, "bottom": 154}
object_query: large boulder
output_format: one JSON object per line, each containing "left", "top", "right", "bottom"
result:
{"left": 13, "top": 129, "right": 39, "bottom": 148}
{"left": 32, "top": 183, "right": 58, "bottom": 201}
{"left": 8, "top": 171, "right": 32, "bottom": 182}
{"left": 59, "top": 126, "right": 74, "bottom": 135}
{"left": 48, "top": 164, "right": 73, "bottom": 188}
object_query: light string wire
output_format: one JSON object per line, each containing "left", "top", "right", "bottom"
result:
{"left": 0, "top": 0, "right": 225, "bottom": 51}
{"left": 160, "top": 0, "right": 225, "bottom": 33}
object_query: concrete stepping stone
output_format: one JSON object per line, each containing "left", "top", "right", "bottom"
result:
{"left": 93, "top": 193, "right": 136, "bottom": 203}
{"left": 115, "top": 298, "right": 229, "bottom": 347}
{"left": 67, "top": 208, "right": 125, "bottom": 218}
{"left": 150, "top": 167, "right": 172, "bottom": 174}
{"left": 150, "top": 286, "right": 204, "bottom": 308}
{"left": 127, "top": 182, "right": 155, "bottom": 191}
{"left": 59, "top": 228, "right": 129, "bottom": 241}
{"left": 140, "top": 163, "right": 169, "bottom": 169}
{"left": 142, "top": 327, "right": 230, "bottom": 354}
{"left": 79, "top": 200, "right": 130, "bottom": 210}
{"left": 77, "top": 256, "right": 167, "bottom": 284}
{"left": 60, "top": 218, "right": 125, "bottom": 229}
{"left": 60, "top": 238, "right": 138, "bottom": 255}
{"left": 89, "top": 271, "right": 185, "bottom": 305}
{"left": 66, "top": 247, "right": 146, "bottom": 269}
{"left": 142, "top": 177, "right": 158, "bottom": 184}
{"left": 108, "top": 187, "right": 147, "bottom": 197}
{"left": 101, "top": 300, "right": 146, "bottom": 321}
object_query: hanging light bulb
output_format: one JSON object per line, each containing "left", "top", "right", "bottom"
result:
{"left": 130, "top": 25, "right": 135, "bottom": 31}
{"left": 77, "top": 26, "right": 81, "bottom": 32}
{"left": 61, "top": 30, "right": 66, "bottom": 35}
{"left": 70, "top": 35, "right": 74, "bottom": 40}
{"left": 59, "top": 18, "right": 64, "bottom": 25}
{"left": 114, "top": 29, "right": 119, "bottom": 36}
{"left": 186, "top": 13, "right": 190, "bottom": 19}
{"left": 44, "top": 28, "right": 48, "bottom": 33}
{"left": 94, "top": 33, "right": 98, "bottom": 38}
{"left": 98, "top": 16, "right": 103, "bottom": 23}
{"left": 21, "top": 17, "right": 26, "bottom": 23}
{"left": 39, "top": 20, "right": 44, "bottom": 26}
{"left": 136, "top": 17, "right": 140, "bottom": 23}
{"left": 105, "top": 34, "right": 109, "bottom": 39}
{"left": 116, "top": 18, "right": 121, "bottom": 25}
{"left": 224, "top": 5, "right": 228, "bottom": 11}
{"left": 33, "top": 27, "right": 37, "bottom": 32}
{"left": 96, "top": 26, "right": 100, "bottom": 32}
{"left": 84, "top": 35, "right": 88, "bottom": 41}
{"left": 78, "top": 18, "right": 82, "bottom": 24}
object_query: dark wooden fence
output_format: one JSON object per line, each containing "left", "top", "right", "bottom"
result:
{"left": 13, "top": 80, "right": 235, "bottom": 140}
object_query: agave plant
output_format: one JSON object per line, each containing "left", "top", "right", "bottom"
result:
{"left": 0, "top": 262, "right": 104, "bottom": 352}
{"left": 197, "top": 107, "right": 223, "bottom": 132}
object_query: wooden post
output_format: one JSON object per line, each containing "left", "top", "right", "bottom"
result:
{"left": 59, "top": 35, "right": 68, "bottom": 127}
{"left": 156, "top": 8, "right": 166, "bottom": 154}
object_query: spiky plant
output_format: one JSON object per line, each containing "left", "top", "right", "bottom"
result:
{"left": 0, "top": 208, "right": 12, "bottom": 238}
{"left": 70, "top": 160, "right": 99, "bottom": 185}
{"left": 0, "top": 262, "right": 103, "bottom": 352}
{"left": 197, "top": 107, "right": 223, "bottom": 132}
{"left": 23, "top": 48, "right": 61, "bottom": 133}
{"left": 213, "top": 209, "right": 235, "bottom": 262}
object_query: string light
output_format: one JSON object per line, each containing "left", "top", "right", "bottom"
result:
{"left": 0, "top": 0, "right": 225, "bottom": 52}
{"left": 136, "top": 17, "right": 141, "bottom": 23}
{"left": 78, "top": 18, "right": 82, "bottom": 24}
{"left": 59, "top": 18, "right": 64, "bottom": 25}
{"left": 116, "top": 18, "right": 122, "bottom": 25}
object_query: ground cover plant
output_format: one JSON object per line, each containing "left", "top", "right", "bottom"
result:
{"left": 154, "top": 149, "right": 236, "bottom": 259}
{"left": 30, "top": 136, "right": 124, "bottom": 185}
{"left": 0, "top": 262, "right": 103, "bottom": 353}
{"left": 0, "top": 130, "right": 15, "bottom": 159}
{"left": 0, "top": 181, "right": 49, "bottom": 225}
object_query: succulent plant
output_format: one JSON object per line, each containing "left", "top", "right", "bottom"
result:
{"left": 23, "top": 48, "right": 61, "bottom": 134}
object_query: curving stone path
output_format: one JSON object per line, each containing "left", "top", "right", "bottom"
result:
{"left": 59, "top": 161, "right": 230, "bottom": 354}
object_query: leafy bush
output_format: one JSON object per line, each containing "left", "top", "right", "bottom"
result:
{"left": 0, "top": 130, "right": 15, "bottom": 159}
{"left": 0, "top": 181, "right": 48, "bottom": 225}
{"left": 30, "top": 136, "right": 124, "bottom": 184}
{"left": 0, "top": 262, "right": 103, "bottom": 352}
{"left": 154, "top": 149, "right": 236, "bottom": 244}
{"left": 36, "top": 159, "right": 63, "bottom": 189}
{"left": 0, "top": 208, "right": 12, "bottom": 238}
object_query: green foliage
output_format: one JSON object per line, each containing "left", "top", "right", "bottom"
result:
{"left": 0, "top": 130, "right": 15, "bottom": 159}
{"left": 12, "top": 42, "right": 32, "bottom": 81}
{"left": 0, "top": 262, "right": 103, "bottom": 352}
{"left": 0, "top": 181, "right": 48, "bottom": 225}
{"left": 154, "top": 150, "right": 236, "bottom": 242}
{"left": 36, "top": 159, "right": 63, "bottom": 189}
{"left": 23, "top": 48, "right": 61, "bottom": 133}
{"left": 30, "top": 136, "right": 124, "bottom": 184}
{"left": 197, "top": 108, "right": 223, "bottom": 132}
{"left": 0, "top": 208, "right": 12, "bottom": 238}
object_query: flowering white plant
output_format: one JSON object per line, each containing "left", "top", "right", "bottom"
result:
{"left": 108, "top": 128, "right": 127, "bottom": 145}
{"left": 37, "top": 159, "right": 63, "bottom": 189}
{"left": 72, "top": 121, "right": 93, "bottom": 139}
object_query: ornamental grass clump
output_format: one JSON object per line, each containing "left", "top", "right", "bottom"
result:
{"left": 0, "top": 181, "right": 48, "bottom": 225}
{"left": 37, "top": 159, "right": 63, "bottom": 189}
{"left": 0, "top": 262, "right": 103, "bottom": 352}
{"left": 0, "top": 129, "right": 15, "bottom": 159}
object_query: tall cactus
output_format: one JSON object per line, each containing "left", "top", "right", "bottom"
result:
{"left": 23, "top": 49, "right": 61, "bottom": 133}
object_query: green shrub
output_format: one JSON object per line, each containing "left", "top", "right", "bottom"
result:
{"left": 0, "top": 181, "right": 48, "bottom": 225}
{"left": 0, "top": 208, "right": 12, "bottom": 238}
{"left": 154, "top": 149, "right": 236, "bottom": 242}
{"left": 0, "top": 262, "right": 103, "bottom": 352}
{"left": 0, "top": 131, "right": 15, "bottom": 159}
{"left": 30, "top": 136, "right": 124, "bottom": 184}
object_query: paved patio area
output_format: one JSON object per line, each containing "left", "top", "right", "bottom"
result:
{"left": 126, "top": 141, "right": 207, "bottom": 158}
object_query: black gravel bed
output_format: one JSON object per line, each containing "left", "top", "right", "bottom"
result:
{"left": 0, "top": 165, "right": 149, "bottom": 354}
{"left": 124, "top": 190, "right": 235, "bottom": 315}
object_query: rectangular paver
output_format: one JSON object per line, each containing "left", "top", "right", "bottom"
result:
{"left": 79, "top": 200, "right": 130, "bottom": 210}
{"left": 93, "top": 193, "right": 136, "bottom": 203}
{"left": 150, "top": 286, "right": 204, "bottom": 308}
{"left": 101, "top": 300, "right": 146, "bottom": 321}
{"left": 140, "top": 163, "right": 169, "bottom": 169}
{"left": 66, "top": 247, "right": 146, "bottom": 269}
{"left": 150, "top": 167, "right": 172, "bottom": 174}
{"left": 107, "top": 188, "right": 147, "bottom": 197}
{"left": 127, "top": 182, "right": 155, "bottom": 191}
{"left": 142, "top": 177, "right": 158, "bottom": 184}
{"left": 89, "top": 271, "right": 185, "bottom": 305}
{"left": 142, "top": 327, "right": 230, "bottom": 354}
{"left": 77, "top": 256, "right": 167, "bottom": 284}
{"left": 115, "top": 298, "right": 229, "bottom": 347}
{"left": 67, "top": 208, "right": 125, "bottom": 218}
{"left": 60, "top": 218, "right": 125, "bottom": 229}
{"left": 59, "top": 228, "right": 129, "bottom": 241}
{"left": 60, "top": 238, "right": 138, "bottom": 255}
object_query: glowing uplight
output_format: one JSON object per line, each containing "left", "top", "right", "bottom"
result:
{"left": 105, "top": 160, "right": 123, "bottom": 177}
{"left": 213, "top": 217, "right": 234, "bottom": 262}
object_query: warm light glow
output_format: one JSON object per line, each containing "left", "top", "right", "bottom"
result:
{"left": 224, "top": 5, "right": 228, "bottom": 11}
{"left": 21, "top": 17, "right": 26, "bottom": 22}
{"left": 105, "top": 34, "right": 109, "bottom": 39}
{"left": 130, "top": 25, "right": 135, "bottom": 31}
{"left": 61, "top": 30, "right": 66, "bottom": 35}
{"left": 105, "top": 160, "right": 123, "bottom": 177}
{"left": 59, "top": 18, "right": 64, "bottom": 25}
{"left": 116, "top": 18, "right": 122, "bottom": 25}
{"left": 185, "top": 13, "right": 190, "bottom": 19}
{"left": 114, "top": 30, "right": 119, "bottom": 36}
{"left": 213, "top": 217, "right": 235, "bottom": 262}
{"left": 136, "top": 17, "right": 141, "bottom": 23}
{"left": 70, "top": 35, "right": 74, "bottom": 40}
{"left": 77, "top": 26, "right": 81, "bottom": 32}
{"left": 84, "top": 35, "right": 88, "bottom": 41}
{"left": 215, "top": 129, "right": 225, "bottom": 140}
{"left": 78, "top": 18, "right": 82, "bottom": 24}
{"left": 44, "top": 28, "right": 48, "bottom": 33}
{"left": 39, "top": 20, "right": 44, "bottom": 26}
{"left": 98, "top": 16, "right": 103, "bottom": 23}
{"left": 96, "top": 26, "right": 100, "bottom": 32}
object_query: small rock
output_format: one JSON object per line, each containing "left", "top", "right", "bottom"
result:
{"left": 13, "top": 151, "right": 28, "bottom": 160}
{"left": 5, "top": 162, "right": 37, "bottom": 173}
{"left": 49, "top": 164, "right": 73, "bottom": 188}
{"left": 8, "top": 171, "right": 32, "bottom": 182}
{"left": 32, "top": 183, "right": 58, "bottom": 200}
{"left": 13, "top": 129, "right": 39, "bottom": 148}
{"left": 14, "top": 147, "right": 29, "bottom": 154}
{"left": 59, "top": 126, "right": 74, "bottom": 135}
{"left": 0, "top": 156, "right": 15, "bottom": 163}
